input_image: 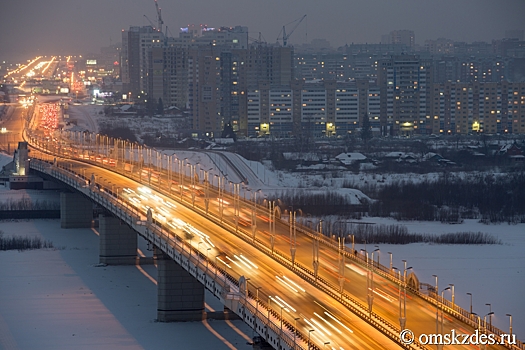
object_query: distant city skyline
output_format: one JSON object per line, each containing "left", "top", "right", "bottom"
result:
{"left": 1, "top": 0, "right": 524, "bottom": 61}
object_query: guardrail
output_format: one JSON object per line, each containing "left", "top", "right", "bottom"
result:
{"left": 29, "top": 158, "right": 311, "bottom": 350}
{"left": 26, "top": 130, "right": 523, "bottom": 350}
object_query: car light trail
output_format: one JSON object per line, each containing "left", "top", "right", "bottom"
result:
{"left": 273, "top": 295, "right": 296, "bottom": 312}
{"left": 276, "top": 276, "right": 299, "bottom": 293}
{"left": 216, "top": 256, "right": 232, "bottom": 268}
{"left": 282, "top": 275, "right": 306, "bottom": 292}
{"left": 238, "top": 254, "right": 258, "bottom": 269}
{"left": 323, "top": 311, "right": 353, "bottom": 333}
{"left": 234, "top": 255, "right": 253, "bottom": 270}
{"left": 314, "top": 312, "right": 342, "bottom": 334}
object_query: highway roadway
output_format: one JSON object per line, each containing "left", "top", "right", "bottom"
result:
{"left": 26, "top": 128, "right": 517, "bottom": 350}
{"left": 31, "top": 152, "right": 402, "bottom": 350}
{"left": 0, "top": 104, "right": 26, "bottom": 154}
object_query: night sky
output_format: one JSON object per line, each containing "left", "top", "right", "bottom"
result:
{"left": 1, "top": 0, "right": 524, "bottom": 61}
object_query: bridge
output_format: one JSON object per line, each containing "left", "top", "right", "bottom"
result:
{"left": 7, "top": 106, "right": 523, "bottom": 349}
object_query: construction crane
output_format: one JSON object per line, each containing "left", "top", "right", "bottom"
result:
{"left": 248, "top": 32, "right": 267, "bottom": 46}
{"left": 154, "top": 0, "right": 164, "bottom": 34}
{"left": 277, "top": 14, "right": 307, "bottom": 47}
{"left": 143, "top": 14, "right": 157, "bottom": 30}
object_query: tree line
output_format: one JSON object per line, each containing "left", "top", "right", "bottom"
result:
{"left": 369, "top": 171, "right": 525, "bottom": 223}
{"left": 0, "top": 198, "right": 59, "bottom": 211}
{"left": 0, "top": 231, "right": 54, "bottom": 251}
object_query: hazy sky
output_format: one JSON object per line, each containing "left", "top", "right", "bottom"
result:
{"left": 1, "top": 0, "right": 524, "bottom": 61}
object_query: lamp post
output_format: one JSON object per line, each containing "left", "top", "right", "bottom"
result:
{"left": 244, "top": 277, "right": 251, "bottom": 299}
{"left": 400, "top": 260, "right": 412, "bottom": 330}
{"left": 466, "top": 292, "right": 472, "bottom": 315}
{"left": 251, "top": 189, "right": 261, "bottom": 243}
{"left": 269, "top": 200, "right": 276, "bottom": 254}
{"left": 293, "top": 317, "right": 300, "bottom": 349}
{"left": 255, "top": 286, "right": 261, "bottom": 316}
{"left": 393, "top": 266, "right": 402, "bottom": 328}
{"left": 361, "top": 249, "right": 370, "bottom": 315}
{"left": 337, "top": 225, "right": 346, "bottom": 294}
{"left": 437, "top": 287, "right": 450, "bottom": 350}
{"left": 480, "top": 311, "right": 495, "bottom": 350}
{"left": 506, "top": 313, "right": 513, "bottom": 337}
{"left": 440, "top": 286, "right": 451, "bottom": 348}
{"left": 289, "top": 207, "right": 300, "bottom": 267}
{"left": 206, "top": 247, "right": 211, "bottom": 274}
{"left": 368, "top": 248, "right": 379, "bottom": 315}
{"left": 215, "top": 255, "right": 220, "bottom": 279}
{"left": 484, "top": 311, "right": 494, "bottom": 333}
{"left": 388, "top": 251, "right": 393, "bottom": 271}
{"left": 308, "top": 330, "right": 315, "bottom": 350}
{"left": 279, "top": 305, "right": 283, "bottom": 337}
{"left": 449, "top": 284, "right": 455, "bottom": 309}
{"left": 312, "top": 220, "right": 322, "bottom": 281}
{"left": 433, "top": 274, "right": 439, "bottom": 335}
{"left": 197, "top": 241, "right": 203, "bottom": 265}
{"left": 374, "top": 245, "right": 380, "bottom": 266}
{"left": 485, "top": 303, "right": 492, "bottom": 327}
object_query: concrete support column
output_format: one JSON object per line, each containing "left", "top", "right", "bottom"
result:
{"left": 99, "top": 214, "right": 137, "bottom": 265}
{"left": 156, "top": 248, "right": 205, "bottom": 322}
{"left": 60, "top": 192, "right": 93, "bottom": 228}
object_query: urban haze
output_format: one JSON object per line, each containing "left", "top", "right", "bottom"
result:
{"left": 1, "top": 0, "right": 524, "bottom": 59}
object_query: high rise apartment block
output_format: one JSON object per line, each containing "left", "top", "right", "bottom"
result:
{"left": 390, "top": 30, "right": 415, "bottom": 49}
{"left": 377, "top": 55, "right": 433, "bottom": 135}
{"left": 431, "top": 82, "right": 525, "bottom": 135}
{"left": 120, "top": 23, "right": 525, "bottom": 137}
{"left": 246, "top": 80, "right": 380, "bottom": 137}
{"left": 121, "top": 26, "right": 164, "bottom": 100}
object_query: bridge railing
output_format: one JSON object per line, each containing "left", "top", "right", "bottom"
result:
{"left": 26, "top": 131, "right": 523, "bottom": 350}
{"left": 29, "top": 157, "right": 310, "bottom": 350}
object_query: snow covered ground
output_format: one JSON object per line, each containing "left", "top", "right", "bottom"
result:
{"left": 0, "top": 220, "right": 254, "bottom": 350}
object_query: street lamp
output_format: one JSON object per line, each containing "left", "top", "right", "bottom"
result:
{"left": 506, "top": 313, "right": 513, "bottom": 337}
{"left": 466, "top": 292, "right": 472, "bottom": 315}
{"left": 215, "top": 255, "right": 220, "bottom": 279}
{"left": 449, "top": 284, "right": 455, "bottom": 309}
{"left": 485, "top": 303, "right": 492, "bottom": 327}
{"left": 254, "top": 286, "right": 261, "bottom": 316}
{"left": 293, "top": 317, "right": 300, "bottom": 349}
{"left": 484, "top": 311, "right": 494, "bottom": 333}
{"left": 433, "top": 274, "right": 439, "bottom": 334}
{"left": 368, "top": 248, "right": 380, "bottom": 315}
{"left": 438, "top": 286, "right": 452, "bottom": 350}
{"left": 400, "top": 260, "right": 412, "bottom": 330}
{"left": 197, "top": 241, "right": 203, "bottom": 265}
{"left": 206, "top": 247, "right": 211, "bottom": 274}
{"left": 308, "top": 329, "right": 315, "bottom": 350}
{"left": 244, "top": 277, "right": 251, "bottom": 299}
{"left": 388, "top": 251, "right": 393, "bottom": 271}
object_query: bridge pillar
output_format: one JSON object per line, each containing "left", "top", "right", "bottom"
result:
{"left": 60, "top": 192, "right": 93, "bottom": 228}
{"left": 99, "top": 215, "right": 137, "bottom": 265}
{"left": 156, "top": 249, "right": 205, "bottom": 322}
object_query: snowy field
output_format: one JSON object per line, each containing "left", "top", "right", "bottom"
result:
{"left": 0, "top": 220, "right": 254, "bottom": 350}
